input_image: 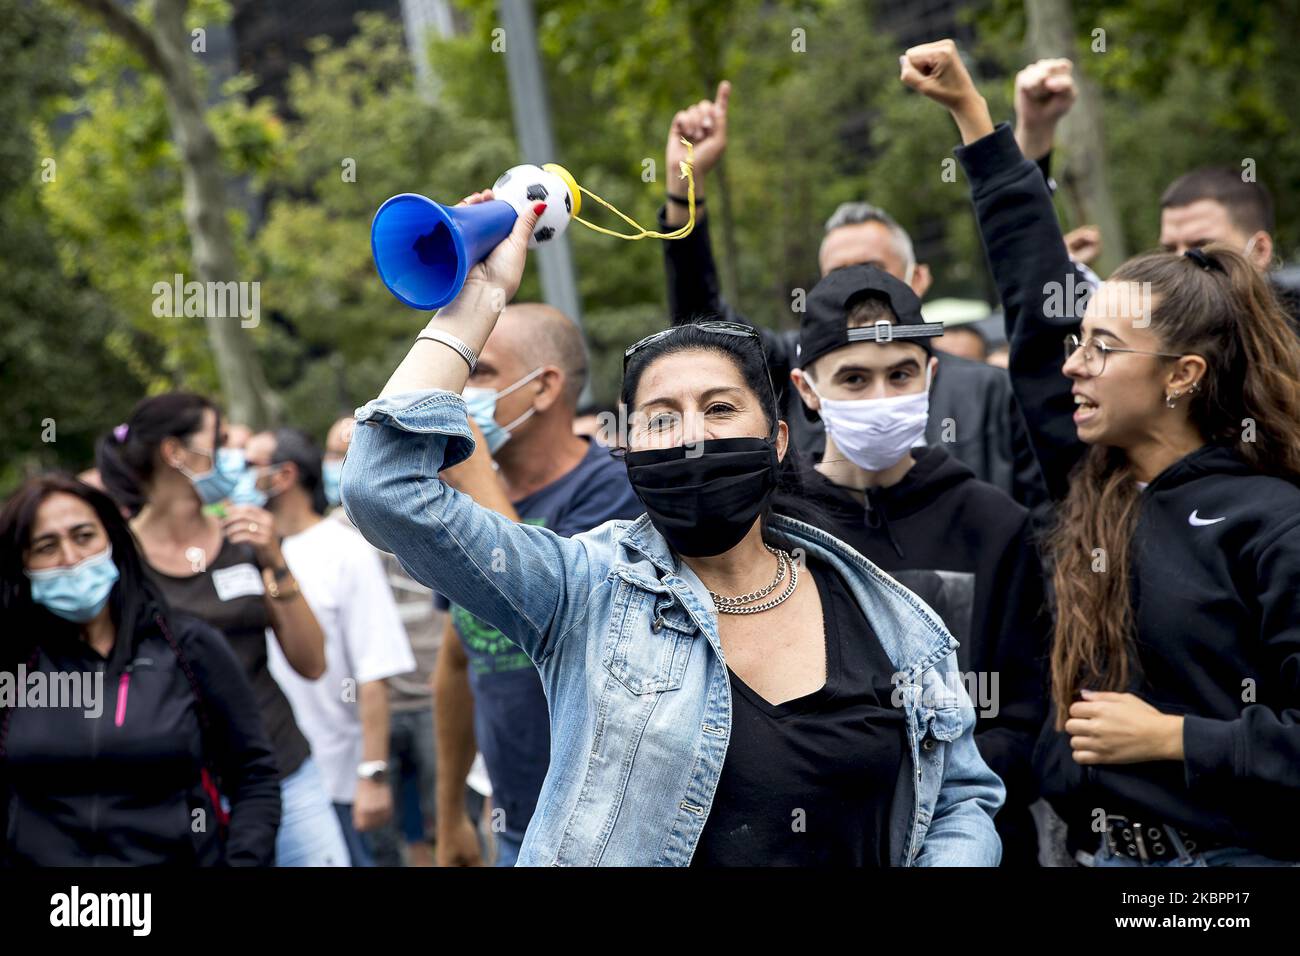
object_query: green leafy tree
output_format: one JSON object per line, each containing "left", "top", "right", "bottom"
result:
{"left": 979, "top": 0, "right": 1300, "bottom": 262}
{"left": 248, "top": 13, "right": 522, "bottom": 437}
{"left": 0, "top": 0, "right": 148, "bottom": 493}
{"left": 53, "top": 0, "right": 279, "bottom": 425}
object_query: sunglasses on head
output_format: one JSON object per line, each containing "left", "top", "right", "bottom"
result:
{"left": 622, "top": 320, "right": 764, "bottom": 371}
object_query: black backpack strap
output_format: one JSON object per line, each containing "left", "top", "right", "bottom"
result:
{"left": 0, "top": 645, "right": 41, "bottom": 762}
{"left": 155, "top": 614, "right": 231, "bottom": 832}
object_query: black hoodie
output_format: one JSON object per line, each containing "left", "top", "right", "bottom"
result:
{"left": 800, "top": 446, "right": 1051, "bottom": 866}
{"left": 657, "top": 204, "right": 1050, "bottom": 514}
{"left": 956, "top": 123, "right": 1300, "bottom": 858}
{"left": 1, "top": 609, "right": 280, "bottom": 866}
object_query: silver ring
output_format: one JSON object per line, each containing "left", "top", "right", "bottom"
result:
{"left": 249, "top": 522, "right": 258, "bottom": 534}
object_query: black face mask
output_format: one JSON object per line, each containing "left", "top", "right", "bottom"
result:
{"left": 624, "top": 437, "right": 780, "bottom": 557}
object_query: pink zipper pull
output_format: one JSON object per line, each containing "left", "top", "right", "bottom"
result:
{"left": 115, "top": 672, "right": 130, "bottom": 727}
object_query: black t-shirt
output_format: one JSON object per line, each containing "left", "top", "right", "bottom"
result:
{"left": 149, "top": 539, "right": 311, "bottom": 781}
{"left": 692, "top": 557, "right": 906, "bottom": 867}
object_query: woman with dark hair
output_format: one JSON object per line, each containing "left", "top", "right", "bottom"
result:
{"left": 96, "top": 393, "right": 346, "bottom": 867}
{"left": 907, "top": 39, "right": 1300, "bottom": 866}
{"left": 339, "top": 193, "right": 1003, "bottom": 866}
{"left": 0, "top": 474, "right": 280, "bottom": 865}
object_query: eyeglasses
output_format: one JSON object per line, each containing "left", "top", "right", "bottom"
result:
{"left": 1063, "top": 334, "right": 1183, "bottom": 376}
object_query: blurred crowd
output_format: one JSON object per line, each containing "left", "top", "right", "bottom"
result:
{"left": 2, "top": 43, "right": 1297, "bottom": 869}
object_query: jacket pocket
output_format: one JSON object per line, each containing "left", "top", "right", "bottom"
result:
{"left": 922, "top": 706, "right": 964, "bottom": 750}
{"left": 931, "top": 707, "right": 964, "bottom": 740}
{"left": 600, "top": 580, "right": 696, "bottom": 695}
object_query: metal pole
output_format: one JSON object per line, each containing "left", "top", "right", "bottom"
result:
{"left": 400, "top": 0, "right": 454, "bottom": 102}
{"left": 497, "top": 0, "right": 583, "bottom": 328}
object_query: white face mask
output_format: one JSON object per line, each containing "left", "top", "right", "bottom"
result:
{"left": 807, "top": 365, "right": 931, "bottom": 472}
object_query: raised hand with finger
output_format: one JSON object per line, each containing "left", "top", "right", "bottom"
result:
{"left": 664, "top": 80, "right": 730, "bottom": 228}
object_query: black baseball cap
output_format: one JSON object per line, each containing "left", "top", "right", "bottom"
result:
{"left": 796, "top": 264, "right": 944, "bottom": 369}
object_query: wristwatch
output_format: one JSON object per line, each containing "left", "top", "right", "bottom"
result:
{"left": 263, "top": 567, "right": 299, "bottom": 601}
{"left": 357, "top": 760, "right": 389, "bottom": 783}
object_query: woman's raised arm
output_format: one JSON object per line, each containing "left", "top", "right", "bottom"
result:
{"left": 342, "top": 196, "right": 600, "bottom": 666}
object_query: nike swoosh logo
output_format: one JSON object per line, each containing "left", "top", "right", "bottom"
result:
{"left": 1189, "top": 510, "right": 1227, "bottom": 526}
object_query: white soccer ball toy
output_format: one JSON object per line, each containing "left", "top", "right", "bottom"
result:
{"left": 491, "top": 164, "right": 578, "bottom": 249}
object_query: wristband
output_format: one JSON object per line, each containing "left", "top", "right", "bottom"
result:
{"left": 416, "top": 328, "right": 479, "bottom": 373}
{"left": 666, "top": 192, "right": 703, "bottom": 207}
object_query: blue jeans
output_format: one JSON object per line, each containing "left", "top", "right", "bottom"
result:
{"left": 1088, "top": 829, "right": 1299, "bottom": 867}
{"left": 275, "top": 757, "right": 350, "bottom": 867}
{"left": 495, "top": 827, "right": 525, "bottom": 868}
{"left": 334, "top": 802, "right": 374, "bottom": 867}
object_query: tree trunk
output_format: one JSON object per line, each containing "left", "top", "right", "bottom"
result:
{"left": 1024, "top": 0, "right": 1128, "bottom": 276}
{"left": 70, "top": 0, "right": 278, "bottom": 427}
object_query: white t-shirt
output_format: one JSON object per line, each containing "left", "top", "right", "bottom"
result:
{"left": 267, "top": 518, "right": 416, "bottom": 805}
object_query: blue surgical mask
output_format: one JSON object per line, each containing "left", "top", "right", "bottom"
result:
{"left": 323, "top": 460, "right": 344, "bottom": 507}
{"left": 230, "top": 461, "right": 288, "bottom": 509}
{"left": 26, "top": 546, "right": 120, "bottom": 623}
{"left": 181, "top": 446, "right": 243, "bottom": 505}
{"left": 462, "top": 367, "right": 544, "bottom": 453}
{"left": 228, "top": 466, "right": 269, "bottom": 507}
{"left": 217, "top": 447, "right": 246, "bottom": 475}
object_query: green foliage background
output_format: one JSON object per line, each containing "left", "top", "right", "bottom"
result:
{"left": 2, "top": 0, "right": 1297, "bottom": 493}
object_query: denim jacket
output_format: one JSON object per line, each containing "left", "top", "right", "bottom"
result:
{"left": 341, "top": 389, "right": 1004, "bottom": 866}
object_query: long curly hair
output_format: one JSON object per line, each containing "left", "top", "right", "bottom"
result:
{"left": 1048, "top": 246, "right": 1300, "bottom": 726}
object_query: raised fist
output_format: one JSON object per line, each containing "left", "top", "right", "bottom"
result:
{"left": 1015, "top": 58, "right": 1077, "bottom": 128}
{"left": 898, "top": 39, "right": 979, "bottom": 111}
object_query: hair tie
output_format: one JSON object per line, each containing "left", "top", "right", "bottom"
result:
{"left": 1183, "top": 248, "right": 1221, "bottom": 272}
{"left": 113, "top": 423, "right": 129, "bottom": 443}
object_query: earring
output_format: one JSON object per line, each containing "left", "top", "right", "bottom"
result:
{"left": 1165, "top": 390, "right": 1181, "bottom": 409}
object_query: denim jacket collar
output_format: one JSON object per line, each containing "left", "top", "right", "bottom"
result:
{"left": 613, "top": 511, "right": 957, "bottom": 682}
{"left": 618, "top": 513, "right": 677, "bottom": 576}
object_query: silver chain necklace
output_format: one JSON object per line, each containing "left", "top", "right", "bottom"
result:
{"left": 707, "top": 546, "right": 800, "bottom": 615}
{"left": 708, "top": 544, "right": 786, "bottom": 607}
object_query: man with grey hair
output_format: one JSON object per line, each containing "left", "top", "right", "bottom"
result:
{"left": 660, "top": 82, "right": 1043, "bottom": 507}
{"left": 819, "top": 202, "right": 929, "bottom": 293}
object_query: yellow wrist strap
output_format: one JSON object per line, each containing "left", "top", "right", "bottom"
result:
{"left": 546, "top": 139, "right": 696, "bottom": 242}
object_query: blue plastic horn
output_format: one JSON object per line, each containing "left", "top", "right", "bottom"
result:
{"left": 370, "top": 193, "right": 518, "bottom": 311}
